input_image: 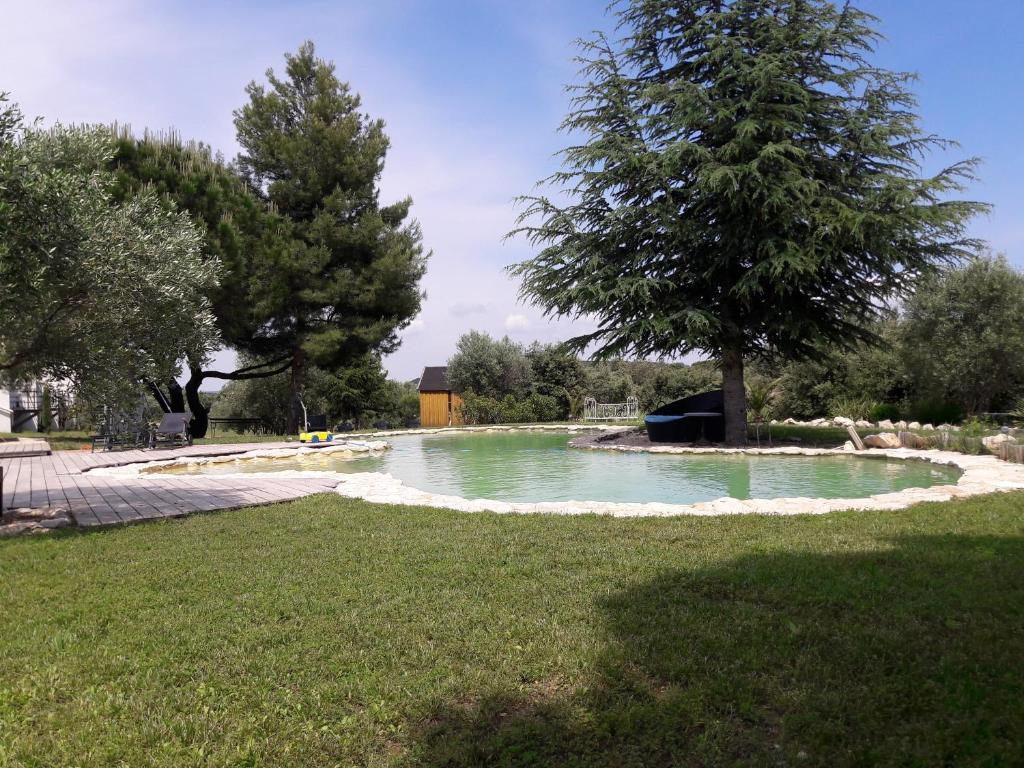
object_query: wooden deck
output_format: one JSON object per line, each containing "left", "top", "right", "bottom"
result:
{"left": 0, "top": 439, "right": 52, "bottom": 458}
{"left": 0, "top": 442, "right": 341, "bottom": 529}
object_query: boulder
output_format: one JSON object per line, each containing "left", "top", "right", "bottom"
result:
{"left": 877, "top": 419, "right": 895, "bottom": 430}
{"left": 810, "top": 418, "right": 829, "bottom": 427}
{"left": 832, "top": 416, "right": 854, "bottom": 428}
{"left": 901, "top": 433, "right": 932, "bottom": 450}
{"left": 908, "top": 421, "right": 922, "bottom": 430}
{"left": 784, "top": 418, "right": 798, "bottom": 425}
{"left": 0, "top": 506, "right": 73, "bottom": 536}
{"left": 855, "top": 419, "right": 873, "bottom": 429}
{"left": 982, "top": 433, "right": 1016, "bottom": 452}
{"left": 895, "top": 420, "right": 908, "bottom": 430}
{"left": 863, "top": 432, "right": 901, "bottom": 449}
{"left": 921, "top": 423, "right": 935, "bottom": 431}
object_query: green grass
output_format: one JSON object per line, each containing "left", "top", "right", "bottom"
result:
{"left": 2, "top": 494, "right": 1023, "bottom": 766}
{"left": 0, "top": 430, "right": 92, "bottom": 451}
{"left": 749, "top": 423, "right": 851, "bottom": 447}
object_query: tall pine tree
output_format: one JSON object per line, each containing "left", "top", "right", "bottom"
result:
{"left": 511, "top": 0, "right": 986, "bottom": 444}
{"left": 235, "top": 42, "right": 427, "bottom": 432}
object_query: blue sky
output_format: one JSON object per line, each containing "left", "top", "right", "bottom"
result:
{"left": 5, "top": 0, "right": 1022, "bottom": 382}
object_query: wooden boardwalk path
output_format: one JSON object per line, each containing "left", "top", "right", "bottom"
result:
{"left": 0, "top": 439, "right": 52, "bottom": 458}
{"left": 1, "top": 442, "right": 341, "bottom": 529}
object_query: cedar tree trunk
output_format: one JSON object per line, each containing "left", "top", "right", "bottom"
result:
{"left": 721, "top": 345, "right": 747, "bottom": 446}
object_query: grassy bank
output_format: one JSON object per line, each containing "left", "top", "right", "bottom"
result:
{"left": 2, "top": 494, "right": 1023, "bottom": 766}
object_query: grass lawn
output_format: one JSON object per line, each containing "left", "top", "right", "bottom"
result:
{"left": 749, "top": 423, "right": 851, "bottom": 447}
{"left": 2, "top": 494, "right": 1023, "bottom": 766}
{"left": 0, "top": 430, "right": 93, "bottom": 451}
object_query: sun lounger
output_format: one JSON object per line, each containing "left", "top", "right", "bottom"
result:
{"left": 150, "top": 412, "right": 192, "bottom": 449}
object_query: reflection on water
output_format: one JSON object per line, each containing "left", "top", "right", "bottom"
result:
{"left": 166, "top": 432, "right": 960, "bottom": 505}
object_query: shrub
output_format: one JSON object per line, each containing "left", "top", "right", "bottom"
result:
{"left": 525, "top": 392, "right": 561, "bottom": 422}
{"left": 829, "top": 396, "right": 875, "bottom": 421}
{"left": 869, "top": 403, "right": 902, "bottom": 423}
{"left": 458, "top": 391, "right": 563, "bottom": 424}
{"left": 458, "top": 391, "right": 501, "bottom": 424}
{"left": 953, "top": 418, "right": 987, "bottom": 454}
{"left": 910, "top": 399, "right": 963, "bottom": 426}
{"left": 745, "top": 377, "right": 779, "bottom": 424}
{"left": 1011, "top": 397, "right": 1024, "bottom": 426}
{"left": 497, "top": 395, "right": 532, "bottom": 424}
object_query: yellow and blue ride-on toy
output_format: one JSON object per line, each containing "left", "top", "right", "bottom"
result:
{"left": 299, "top": 430, "right": 333, "bottom": 444}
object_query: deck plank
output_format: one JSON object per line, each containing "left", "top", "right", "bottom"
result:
{"left": 0, "top": 440, "right": 349, "bottom": 530}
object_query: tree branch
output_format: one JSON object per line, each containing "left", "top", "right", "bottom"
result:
{"left": 200, "top": 360, "right": 293, "bottom": 381}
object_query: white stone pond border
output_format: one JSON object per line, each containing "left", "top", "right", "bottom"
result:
{"left": 89, "top": 425, "right": 1024, "bottom": 518}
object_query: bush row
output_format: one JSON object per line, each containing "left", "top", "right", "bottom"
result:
{"left": 457, "top": 391, "right": 562, "bottom": 425}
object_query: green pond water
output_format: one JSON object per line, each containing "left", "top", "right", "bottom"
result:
{"left": 168, "top": 431, "right": 960, "bottom": 505}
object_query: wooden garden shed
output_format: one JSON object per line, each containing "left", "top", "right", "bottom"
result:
{"left": 418, "top": 366, "right": 463, "bottom": 427}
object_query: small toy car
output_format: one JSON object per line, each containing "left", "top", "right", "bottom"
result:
{"left": 299, "top": 430, "right": 334, "bottom": 444}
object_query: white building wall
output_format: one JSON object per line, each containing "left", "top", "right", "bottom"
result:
{"left": 0, "top": 388, "right": 13, "bottom": 432}
{"left": 0, "top": 385, "right": 45, "bottom": 433}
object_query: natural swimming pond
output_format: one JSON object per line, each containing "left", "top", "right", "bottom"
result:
{"left": 161, "top": 431, "right": 960, "bottom": 505}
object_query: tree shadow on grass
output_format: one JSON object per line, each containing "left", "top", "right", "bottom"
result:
{"left": 412, "top": 534, "right": 1024, "bottom": 767}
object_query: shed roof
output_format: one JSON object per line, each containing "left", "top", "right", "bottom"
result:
{"left": 418, "top": 366, "right": 451, "bottom": 392}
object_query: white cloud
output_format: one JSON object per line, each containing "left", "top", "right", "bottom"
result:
{"left": 504, "top": 314, "right": 530, "bottom": 331}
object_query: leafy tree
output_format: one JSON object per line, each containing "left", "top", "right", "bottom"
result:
{"left": 526, "top": 342, "right": 585, "bottom": 415}
{"left": 902, "top": 254, "right": 1024, "bottom": 415}
{"left": 511, "top": 0, "right": 986, "bottom": 444}
{"left": 234, "top": 42, "right": 427, "bottom": 432}
{"left": 626, "top": 360, "right": 722, "bottom": 412}
{"left": 766, "top": 317, "right": 909, "bottom": 419}
{"left": 582, "top": 362, "right": 634, "bottom": 404}
{"left": 0, "top": 95, "right": 219, "bottom": 405}
{"left": 112, "top": 42, "right": 427, "bottom": 437}
{"left": 213, "top": 353, "right": 418, "bottom": 432}
{"left": 447, "top": 331, "right": 532, "bottom": 400}
{"left": 110, "top": 132, "right": 296, "bottom": 428}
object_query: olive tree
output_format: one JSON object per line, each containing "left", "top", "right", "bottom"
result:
{"left": 902, "top": 254, "right": 1024, "bottom": 414}
{"left": 0, "top": 95, "right": 220, "bottom": 405}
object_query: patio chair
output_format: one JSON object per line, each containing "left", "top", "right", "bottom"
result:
{"left": 90, "top": 416, "right": 149, "bottom": 452}
{"left": 150, "top": 412, "right": 193, "bottom": 449}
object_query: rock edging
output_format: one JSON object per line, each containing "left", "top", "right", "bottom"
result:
{"left": 324, "top": 445, "right": 1024, "bottom": 517}
{"left": 85, "top": 428, "right": 1024, "bottom": 520}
